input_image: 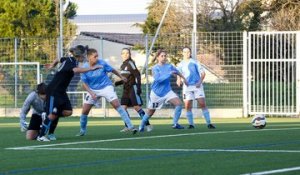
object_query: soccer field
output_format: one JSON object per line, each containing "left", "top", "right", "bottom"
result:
{"left": 1, "top": 117, "right": 300, "bottom": 175}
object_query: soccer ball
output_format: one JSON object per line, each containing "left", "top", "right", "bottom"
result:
{"left": 251, "top": 114, "right": 266, "bottom": 129}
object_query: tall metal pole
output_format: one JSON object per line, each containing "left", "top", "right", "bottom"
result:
{"left": 143, "top": 0, "right": 172, "bottom": 73}
{"left": 192, "top": 0, "right": 197, "bottom": 59}
{"left": 59, "top": 0, "right": 63, "bottom": 57}
{"left": 14, "top": 38, "right": 18, "bottom": 108}
{"left": 145, "top": 34, "right": 149, "bottom": 106}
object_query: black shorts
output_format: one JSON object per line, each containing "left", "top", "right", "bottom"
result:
{"left": 28, "top": 114, "right": 42, "bottom": 130}
{"left": 46, "top": 92, "right": 72, "bottom": 116}
{"left": 121, "top": 86, "right": 143, "bottom": 107}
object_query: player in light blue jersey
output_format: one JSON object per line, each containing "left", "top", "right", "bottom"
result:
{"left": 77, "top": 48, "right": 137, "bottom": 136}
{"left": 139, "top": 49, "right": 188, "bottom": 132}
{"left": 176, "top": 47, "right": 215, "bottom": 129}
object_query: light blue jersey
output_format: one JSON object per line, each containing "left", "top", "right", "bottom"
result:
{"left": 151, "top": 63, "right": 179, "bottom": 97}
{"left": 177, "top": 59, "right": 203, "bottom": 86}
{"left": 81, "top": 59, "right": 113, "bottom": 90}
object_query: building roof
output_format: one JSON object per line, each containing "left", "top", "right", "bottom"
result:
{"left": 80, "top": 32, "right": 145, "bottom": 46}
{"left": 71, "top": 14, "right": 147, "bottom": 24}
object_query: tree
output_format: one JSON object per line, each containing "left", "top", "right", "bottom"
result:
{"left": 64, "top": 1, "right": 78, "bottom": 19}
{"left": 195, "top": 0, "right": 264, "bottom": 31}
{"left": 266, "top": 0, "right": 300, "bottom": 30}
{"left": 138, "top": 0, "right": 186, "bottom": 35}
{"left": 0, "top": 0, "right": 57, "bottom": 37}
{"left": 236, "top": 0, "right": 264, "bottom": 31}
{"left": 0, "top": 0, "right": 77, "bottom": 37}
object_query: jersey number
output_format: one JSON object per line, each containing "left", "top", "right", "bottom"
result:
{"left": 152, "top": 103, "right": 159, "bottom": 108}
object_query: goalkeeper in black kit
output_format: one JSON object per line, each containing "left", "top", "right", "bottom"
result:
{"left": 115, "top": 48, "right": 153, "bottom": 132}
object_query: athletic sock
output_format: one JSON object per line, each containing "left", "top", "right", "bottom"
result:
{"left": 79, "top": 114, "right": 88, "bottom": 132}
{"left": 49, "top": 117, "right": 59, "bottom": 134}
{"left": 138, "top": 108, "right": 150, "bottom": 126}
{"left": 39, "top": 117, "right": 52, "bottom": 137}
{"left": 116, "top": 106, "right": 133, "bottom": 129}
{"left": 123, "top": 110, "right": 130, "bottom": 128}
{"left": 202, "top": 108, "right": 211, "bottom": 125}
{"left": 186, "top": 110, "right": 194, "bottom": 126}
{"left": 173, "top": 105, "right": 182, "bottom": 125}
{"left": 140, "top": 113, "right": 150, "bottom": 129}
{"left": 142, "top": 113, "right": 150, "bottom": 123}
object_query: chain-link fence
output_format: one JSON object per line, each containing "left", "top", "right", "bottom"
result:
{"left": 0, "top": 32, "right": 244, "bottom": 117}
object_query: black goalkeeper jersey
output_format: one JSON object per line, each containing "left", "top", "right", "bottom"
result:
{"left": 47, "top": 57, "right": 78, "bottom": 94}
{"left": 120, "top": 59, "right": 141, "bottom": 92}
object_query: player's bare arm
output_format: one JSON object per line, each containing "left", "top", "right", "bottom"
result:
{"left": 112, "top": 69, "right": 127, "bottom": 83}
{"left": 45, "top": 58, "right": 60, "bottom": 70}
{"left": 82, "top": 83, "right": 97, "bottom": 100}
{"left": 73, "top": 65, "right": 102, "bottom": 73}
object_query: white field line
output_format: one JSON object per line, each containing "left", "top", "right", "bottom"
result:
{"left": 6, "top": 127, "right": 300, "bottom": 150}
{"left": 241, "top": 166, "right": 300, "bottom": 175}
{"left": 13, "top": 147, "right": 300, "bottom": 153}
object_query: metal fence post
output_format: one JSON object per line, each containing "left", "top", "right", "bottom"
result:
{"left": 242, "top": 31, "right": 248, "bottom": 117}
{"left": 14, "top": 38, "right": 18, "bottom": 108}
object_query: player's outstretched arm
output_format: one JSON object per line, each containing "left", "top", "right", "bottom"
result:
{"left": 45, "top": 58, "right": 60, "bottom": 70}
{"left": 112, "top": 69, "right": 127, "bottom": 83}
{"left": 73, "top": 65, "right": 102, "bottom": 73}
{"left": 175, "top": 72, "right": 188, "bottom": 86}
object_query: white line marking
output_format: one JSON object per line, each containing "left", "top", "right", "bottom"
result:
{"left": 241, "top": 166, "right": 300, "bottom": 175}
{"left": 12, "top": 147, "right": 300, "bottom": 153}
{"left": 6, "top": 127, "right": 300, "bottom": 150}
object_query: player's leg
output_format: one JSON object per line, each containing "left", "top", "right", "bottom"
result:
{"left": 26, "top": 114, "right": 42, "bottom": 140}
{"left": 195, "top": 87, "right": 215, "bottom": 129}
{"left": 47, "top": 93, "right": 73, "bottom": 140}
{"left": 38, "top": 95, "right": 58, "bottom": 141}
{"left": 183, "top": 91, "right": 195, "bottom": 128}
{"left": 102, "top": 86, "right": 136, "bottom": 134}
{"left": 184, "top": 100, "right": 194, "bottom": 128}
{"left": 133, "top": 105, "right": 152, "bottom": 132}
{"left": 77, "top": 103, "right": 93, "bottom": 136}
{"left": 166, "top": 91, "right": 184, "bottom": 129}
{"left": 130, "top": 87, "right": 152, "bottom": 130}
{"left": 77, "top": 93, "right": 96, "bottom": 136}
{"left": 111, "top": 99, "right": 136, "bottom": 132}
{"left": 120, "top": 88, "right": 132, "bottom": 130}
{"left": 197, "top": 97, "right": 215, "bottom": 129}
{"left": 139, "top": 91, "right": 162, "bottom": 132}
{"left": 168, "top": 97, "right": 184, "bottom": 129}
{"left": 48, "top": 117, "right": 59, "bottom": 140}
{"left": 139, "top": 108, "right": 155, "bottom": 132}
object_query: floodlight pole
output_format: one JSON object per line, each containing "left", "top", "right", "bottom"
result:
{"left": 143, "top": 0, "right": 172, "bottom": 73}
{"left": 192, "top": 0, "right": 197, "bottom": 59}
{"left": 59, "top": 0, "right": 63, "bottom": 57}
{"left": 143, "top": 0, "right": 172, "bottom": 106}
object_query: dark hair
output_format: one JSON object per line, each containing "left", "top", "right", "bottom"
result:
{"left": 69, "top": 45, "right": 89, "bottom": 57}
{"left": 122, "top": 48, "right": 132, "bottom": 59}
{"left": 152, "top": 49, "right": 166, "bottom": 63}
{"left": 36, "top": 83, "right": 47, "bottom": 95}
{"left": 183, "top": 47, "right": 192, "bottom": 58}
